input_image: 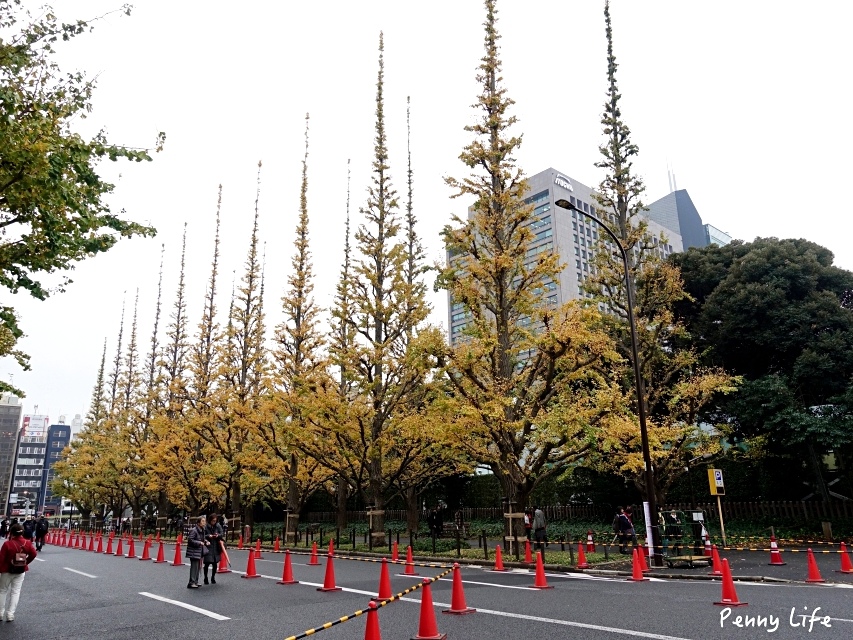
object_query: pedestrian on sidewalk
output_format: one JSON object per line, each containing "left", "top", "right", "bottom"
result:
{"left": 614, "top": 507, "right": 633, "bottom": 554}
{"left": 203, "top": 514, "right": 223, "bottom": 584}
{"left": 532, "top": 506, "right": 547, "bottom": 553}
{"left": 186, "top": 516, "right": 208, "bottom": 589}
{"left": 0, "top": 523, "right": 37, "bottom": 621}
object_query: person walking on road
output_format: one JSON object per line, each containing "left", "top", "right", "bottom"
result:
{"left": 0, "top": 519, "right": 8, "bottom": 540}
{"left": 186, "top": 516, "right": 208, "bottom": 589}
{"left": 34, "top": 516, "right": 49, "bottom": 552}
{"left": 203, "top": 514, "right": 223, "bottom": 584}
{"left": 0, "top": 522, "right": 37, "bottom": 621}
{"left": 20, "top": 518, "right": 35, "bottom": 543}
{"left": 614, "top": 507, "right": 634, "bottom": 554}
{"left": 532, "top": 506, "right": 547, "bottom": 553}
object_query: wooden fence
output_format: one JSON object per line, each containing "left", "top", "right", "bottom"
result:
{"left": 304, "top": 501, "right": 853, "bottom": 525}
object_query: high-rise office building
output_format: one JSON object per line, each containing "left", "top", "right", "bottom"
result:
{"left": 8, "top": 414, "right": 48, "bottom": 517}
{"left": 0, "top": 394, "right": 22, "bottom": 516}
{"left": 645, "top": 189, "right": 731, "bottom": 250}
{"left": 41, "top": 420, "right": 72, "bottom": 515}
{"left": 448, "top": 168, "right": 683, "bottom": 343}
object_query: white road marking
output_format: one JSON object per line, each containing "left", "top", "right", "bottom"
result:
{"left": 34, "top": 558, "right": 45, "bottom": 562}
{"left": 139, "top": 592, "right": 230, "bottom": 621}
{"left": 63, "top": 568, "right": 96, "bottom": 578}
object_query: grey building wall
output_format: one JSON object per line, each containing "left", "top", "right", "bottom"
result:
{"left": 0, "top": 396, "right": 21, "bottom": 516}
{"left": 645, "top": 189, "right": 706, "bottom": 250}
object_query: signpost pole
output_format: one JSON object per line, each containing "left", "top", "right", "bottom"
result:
{"left": 716, "top": 495, "right": 726, "bottom": 547}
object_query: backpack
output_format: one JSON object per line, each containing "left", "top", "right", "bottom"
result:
{"left": 36, "top": 519, "right": 49, "bottom": 534}
{"left": 8, "top": 541, "right": 27, "bottom": 574}
{"left": 612, "top": 515, "right": 620, "bottom": 534}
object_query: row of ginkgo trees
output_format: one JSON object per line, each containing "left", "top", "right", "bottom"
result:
{"left": 53, "top": 1, "right": 737, "bottom": 539}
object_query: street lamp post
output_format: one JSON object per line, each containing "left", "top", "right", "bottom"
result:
{"left": 555, "top": 199, "right": 662, "bottom": 565}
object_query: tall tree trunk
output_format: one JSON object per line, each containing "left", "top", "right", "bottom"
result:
{"left": 405, "top": 486, "right": 419, "bottom": 533}
{"left": 285, "top": 457, "right": 300, "bottom": 543}
{"left": 336, "top": 476, "right": 348, "bottom": 529}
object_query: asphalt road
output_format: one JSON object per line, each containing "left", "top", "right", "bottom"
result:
{"left": 11, "top": 540, "right": 853, "bottom": 640}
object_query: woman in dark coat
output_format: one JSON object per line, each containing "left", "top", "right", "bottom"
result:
{"left": 185, "top": 516, "right": 208, "bottom": 589}
{"left": 203, "top": 514, "right": 223, "bottom": 584}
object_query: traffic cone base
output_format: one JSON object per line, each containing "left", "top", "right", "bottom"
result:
{"left": 443, "top": 563, "right": 476, "bottom": 615}
{"left": 805, "top": 548, "right": 825, "bottom": 583}
{"left": 627, "top": 548, "right": 649, "bottom": 582}
{"left": 531, "top": 551, "right": 553, "bottom": 589}
{"left": 277, "top": 550, "right": 298, "bottom": 585}
{"left": 412, "top": 579, "right": 446, "bottom": 640}
{"left": 714, "top": 559, "right": 747, "bottom": 606}
{"left": 317, "top": 553, "right": 341, "bottom": 591}
{"left": 836, "top": 542, "right": 853, "bottom": 574}
{"left": 491, "top": 545, "right": 509, "bottom": 572}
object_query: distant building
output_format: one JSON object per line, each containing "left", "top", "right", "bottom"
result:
{"left": 704, "top": 223, "right": 732, "bottom": 247}
{"left": 0, "top": 394, "right": 22, "bottom": 516}
{"left": 40, "top": 421, "right": 72, "bottom": 516}
{"left": 8, "top": 413, "right": 48, "bottom": 517}
{"left": 448, "top": 168, "right": 683, "bottom": 343}
{"left": 645, "top": 189, "right": 731, "bottom": 249}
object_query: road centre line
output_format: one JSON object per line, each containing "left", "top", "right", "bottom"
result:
{"left": 63, "top": 567, "right": 96, "bottom": 578}
{"left": 139, "top": 592, "right": 230, "bottom": 621}
{"left": 34, "top": 557, "right": 45, "bottom": 562}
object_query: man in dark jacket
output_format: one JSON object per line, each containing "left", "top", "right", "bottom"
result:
{"left": 20, "top": 518, "right": 35, "bottom": 542}
{"left": 203, "top": 514, "right": 223, "bottom": 584}
{"left": 34, "top": 516, "right": 49, "bottom": 551}
{"left": 185, "top": 516, "right": 208, "bottom": 589}
{"left": 614, "top": 507, "right": 634, "bottom": 554}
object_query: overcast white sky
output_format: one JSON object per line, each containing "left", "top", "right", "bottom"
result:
{"left": 3, "top": 0, "right": 852, "bottom": 421}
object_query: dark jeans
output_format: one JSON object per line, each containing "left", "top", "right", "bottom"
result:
{"left": 189, "top": 558, "right": 201, "bottom": 585}
{"left": 35, "top": 534, "right": 46, "bottom": 551}
{"left": 203, "top": 561, "right": 218, "bottom": 579}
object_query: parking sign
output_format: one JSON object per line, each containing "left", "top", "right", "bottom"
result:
{"left": 707, "top": 468, "right": 725, "bottom": 495}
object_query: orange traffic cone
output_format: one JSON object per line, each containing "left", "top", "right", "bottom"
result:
{"left": 704, "top": 534, "right": 712, "bottom": 557}
{"left": 587, "top": 530, "right": 595, "bottom": 552}
{"left": 237, "top": 535, "right": 243, "bottom": 550}
{"left": 492, "top": 545, "right": 509, "bottom": 572}
{"left": 114, "top": 538, "right": 124, "bottom": 557}
{"left": 103, "top": 536, "right": 111, "bottom": 554}
{"left": 531, "top": 551, "right": 553, "bottom": 589}
{"left": 392, "top": 541, "right": 399, "bottom": 562}
{"left": 805, "top": 548, "right": 825, "bottom": 583}
{"left": 713, "top": 559, "right": 747, "bottom": 606}
{"left": 88, "top": 534, "right": 95, "bottom": 552}
{"left": 768, "top": 535, "right": 786, "bottom": 566}
{"left": 153, "top": 540, "right": 166, "bottom": 563}
{"left": 277, "top": 549, "right": 298, "bottom": 585}
{"left": 837, "top": 542, "right": 853, "bottom": 574}
{"left": 217, "top": 542, "right": 232, "bottom": 573}
{"left": 442, "top": 563, "right": 475, "bottom": 615}
{"left": 317, "top": 553, "right": 341, "bottom": 591}
{"left": 79, "top": 533, "right": 86, "bottom": 550}
{"left": 708, "top": 544, "right": 723, "bottom": 576}
{"left": 627, "top": 548, "right": 649, "bottom": 582}
{"left": 139, "top": 530, "right": 143, "bottom": 541}
{"left": 254, "top": 538, "right": 262, "bottom": 559}
{"left": 171, "top": 541, "right": 182, "bottom": 567}
{"left": 637, "top": 545, "right": 650, "bottom": 573}
{"left": 524, "top": 540, "right": 533, "bottom": 563}
{"left": 156, "top": 530, "right": 161, "bottom": 543}
{"left": 242, "top": 546, "right": 260, "bottom": 579}
{"left": 373, "top": 558, "right": 392, "bottom": 601}
{"left": 177, "top": 532, "right": 183, "bottom": 545}
{"left": 576, "top": 543, "right": 590, "bottom": 569}
{"left": 412, "top": 578, "right": 446, "bottom": 640}
{"left": 364, "top": 601, "right": 381, "bottom": 640}
{"left": 139, "top": 537, "right": 152, "bottom": 561}
{"left": 404, "top": 546, "right": 418, "bottom": 576}
{"left": 328, "top": 539, "right": 335, "bottom": 555}
{"left": 274, "top": 536, "right": 280, "bottom": 552}
{"left": 308, "top": 541, "right": 320, "bottom": 565}
{"left": 126, "top": 537, "right": 136, "bottom": 559}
